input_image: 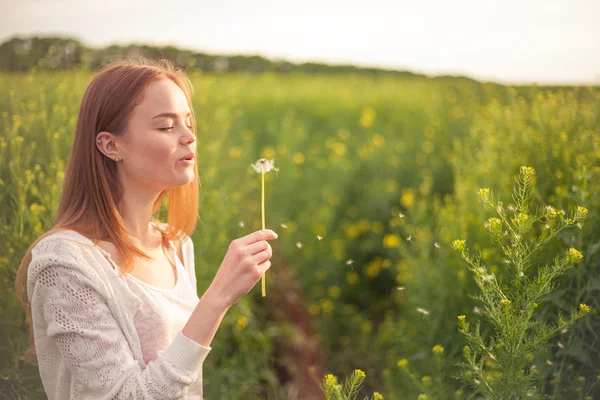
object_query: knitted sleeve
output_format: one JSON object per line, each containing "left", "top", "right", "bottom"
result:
{"left": 30, "top": 263, "right": 211, "bottom": 399}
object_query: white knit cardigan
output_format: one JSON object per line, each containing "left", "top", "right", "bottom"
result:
{"left": 27, "top": 229, "right": 211, "bottom": 399}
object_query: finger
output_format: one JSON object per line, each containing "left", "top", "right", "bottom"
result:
{"left": 246, "top": 240, "right": 271, "bottom": 256}
{"left": 239, "top": 229, "right": 278, "bottom": 246}
{"left": 251, "top": 248, "right": 272, "bottom": 265}
{"left": 257, "top": 259, "right": 272, "bottom": 275}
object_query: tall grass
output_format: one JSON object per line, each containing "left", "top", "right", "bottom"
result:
{"left": 1, "top": 69, "right": 598, "bottom": 398}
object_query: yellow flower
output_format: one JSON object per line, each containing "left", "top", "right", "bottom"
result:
{"left": 327, "top": 286, "right": 341, "bottom": 299}
{"left": 397, "top": 359, "right": 408, "bottom": 368}
{"left": 477, "top": 188, "right": 491, "bottom": 202}
{"left": 359, "top": 107, "right": 376, "bottom": 128}
{"left": 451, "top": 240, "right": 466, "bottom": 252}
{"left": 546, "top": 206, "right": 559, "bottom": 218}
{"left": 235, "top": 315, "right": 248, "bottom": 330}
{"left": 383, "top": 234, "right": 401, "bottom": 248}
{"left": 576, "top": 206, "right": 588, "bottom": 219}
{"left": 373, "top": 392, "right": 383, "bottom": 400}
{"left": 346, "top": 271, "right": 360, "bottom": 285}
{"left": 421, "top": 375, "right": 431, "bottom": 385}
{"left": 579, "top": 304, "right": 591, "bottom": 313}
{"left": 400, "top": 189, "right": 414, "bottom": 208}
{"left": 501, "top": 299, "right": 511, "bottom": 306}
{"left": 566, "top": 248, "right": 583, "bottom": 263}
{"left": 417, "top": 395, "right": 429, "bottom": 400}
{"left": 293, "top": 152, "right": 305, "bottom": 164}
{"left": 324, "top": 374, "right": 338, "bottom": 386}
{"left": 457, "top": 315, "right": 466, "bottom": 322}
{"left": 432, "top": 345, "right": 444, "bottom": 355}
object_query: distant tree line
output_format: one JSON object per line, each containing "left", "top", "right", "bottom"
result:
{"left": 0, "top": 35, "right": 432, "bottom": 78}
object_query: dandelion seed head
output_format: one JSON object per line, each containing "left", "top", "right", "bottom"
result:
{"left": 317, "top": 235, "right": 323, "bottom": 241}
{"left": 398, "top": 213, "right": 405, "bottom": 219}
{"left": 417, "top": 307, "right": 430, "bottom": 316}
{"left": 406, "top": 235, "right": 413, "bottom": 242}
{"left": 345, "top": 259, "right": 354, "bottom": 265}
{"left": 252, "top": 158, "right": 279, "bottom": 174}
{"left": 296, "top": 241, "right": 303, "bottom": 249}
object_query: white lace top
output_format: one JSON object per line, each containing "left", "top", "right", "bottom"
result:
{"left": 27, "top": 228, "right": 212, "bottom": 399}
{"left": 122, "top": 245, "right": 199, "bottom": 365}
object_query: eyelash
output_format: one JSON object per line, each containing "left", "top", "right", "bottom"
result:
{"left": 160, "top": 125, "right": 193, "bottom": 131}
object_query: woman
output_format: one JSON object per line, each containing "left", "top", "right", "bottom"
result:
{"left": 14, "top": 57, "right": 278, "bottom": 399}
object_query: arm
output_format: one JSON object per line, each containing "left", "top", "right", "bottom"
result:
{"left": 31, "top": 264, "right": 221, "bottom": 400}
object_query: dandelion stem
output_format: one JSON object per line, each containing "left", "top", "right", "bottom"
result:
{"left": 261, "top": 172, "right": 266, "bottom": 297}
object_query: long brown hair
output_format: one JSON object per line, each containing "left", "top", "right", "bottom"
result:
{"left": 14, "top": 56, "right": 200, "bottom": 364}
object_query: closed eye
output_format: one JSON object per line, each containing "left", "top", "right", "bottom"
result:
{"left": 159, "top": 125, "right": 193, "bottom": 131}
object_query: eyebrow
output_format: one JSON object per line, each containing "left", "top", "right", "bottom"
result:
{"left": 152, "top": 112, "right": 192, "bottom": 120}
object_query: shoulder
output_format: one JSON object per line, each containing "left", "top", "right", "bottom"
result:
{"left": 28, "top": 229, "right": 105, "bottom": 294}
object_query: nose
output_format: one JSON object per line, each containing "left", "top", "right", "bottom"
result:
{"left": 181, "top": 127, "right": 196, "bottom": 147}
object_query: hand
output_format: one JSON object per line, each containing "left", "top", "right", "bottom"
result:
{"left": 209, "top": 229, "right": 278, "bottom": 308}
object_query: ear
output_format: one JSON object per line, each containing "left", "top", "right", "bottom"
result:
{"left": 96, "top": 132, "right": 121, "bottom": 160}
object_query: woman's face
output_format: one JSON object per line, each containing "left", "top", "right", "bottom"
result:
{"left": 100, "top": 79, "right": 197, "bottom": 192}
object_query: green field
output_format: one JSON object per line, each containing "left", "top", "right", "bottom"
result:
{"left": 1, "top": 70, "right": 598, "bottom": 399}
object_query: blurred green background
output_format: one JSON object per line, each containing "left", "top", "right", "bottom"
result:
{"left": 0, "top": 45, "right": 599, "bottom": 399}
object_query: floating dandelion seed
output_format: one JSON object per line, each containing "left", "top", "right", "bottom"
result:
{"left": 434, "top": 242, "right": 440, "bottom": 254}
{"left": 417, "top": 307, "right": 430, "bottom": 316}
{"left": 252, "top": 158, "right": 278, "bottom": 297}
{"left": 557, "top": 342, "right": 564, "bottom": 349}
{"left": 576, "top": 222, "right": 583, "bottom": 229}
{"left": 396, "top": 286, "right": 405, "bottom": 292}
{"left": 561, "top": 328, "right": 568, "bottom": 335}
{"left": 398, "top": 213, "right": 405, "bottom": 219}
{"left": 296, "top": 241, "right": 303, "bottom": 249}
{"left": 546, "top": 360, "right": 553, "bottom": 366}
{"left": 346, "top": 259, "right": 354, "bottom": 270}
{"left": 238, "top": 221, "right": 245, "bottom": 228}
{"left": 474, "top": 379, "right": 481, "bottom": 385}
{"left": 545, "top": 223, "right": 550, "bottom": 229}
{"left": 473, "top": 306, "right": 481, "bottom": 315}
{"left": 406, "top": 235, "right": 413, "bottom": 243}
{"left": 317, "top": 235, "right": 323, "bottom": 247}
{"left": 281, "top": 223, "right": 288, "bottom": 229}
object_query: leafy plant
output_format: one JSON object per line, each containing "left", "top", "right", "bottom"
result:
{"left": 321, "top": 369, "right": 383, "bottom": 400}
{"left": 451, "top": 166, "right": 592, "bottom": 399}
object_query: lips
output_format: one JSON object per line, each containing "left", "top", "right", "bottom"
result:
{"left": 180, "top": 153, "right": 195, "bottom": 161}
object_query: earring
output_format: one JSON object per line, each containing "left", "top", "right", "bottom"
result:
{"left": 115, "top": 156, "right": 121, "bottom": 162}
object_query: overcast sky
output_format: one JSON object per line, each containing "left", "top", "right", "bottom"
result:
{"left": 2, "top": 0, "right": 599, "bottom": 84}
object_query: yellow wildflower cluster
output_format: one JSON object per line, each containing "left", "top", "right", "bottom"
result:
{"left": 451, "top": 239, "right": 466, "bottom": 252}
{"left": 579, "top": 304, "right": 591, "bottom": 313}
{"left": 397, "top": 359, "right": 408, "bottom": 368}
{"left": 566, "top": 248, "right": 583, "bottom": 263}
{"left": 432, "top": 345, "right": 444, "bottom": 355}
